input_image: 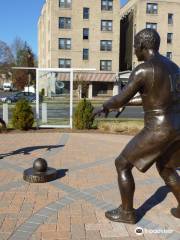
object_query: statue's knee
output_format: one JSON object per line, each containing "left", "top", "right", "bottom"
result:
{"left": 115, "top": 156, "right": 121, "bottom": 170}
{"left": 156, "top": 162, "right": 167, "bottom": 179}
{"left": 156, "top": 162, "right": 179, "bottom": 184}
{"left": 115, "top": 155, "right": 130, "bottom": 171}
{"left": 156, "top": 161, "right": 163, "bottom": 173}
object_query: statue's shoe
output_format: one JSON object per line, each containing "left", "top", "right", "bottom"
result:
{"left": 105, "top": 205, "right": 136, "bottom": 224}
{"left": 171, "top": 206, "right": 180, "bottom": 219}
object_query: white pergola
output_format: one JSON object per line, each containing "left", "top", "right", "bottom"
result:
{"left": 12, "top": 67, "right": 95, "bottom": 129}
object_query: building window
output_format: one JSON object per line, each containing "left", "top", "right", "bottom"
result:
{"left": 59, "top": 38, "right": 71, "bottom": 49}
{"left": 94, "top": 83, "right": 108, "bottom": 95}
{"left": 168, "top": 13, "right": 173, "bottom": 25}
{"left": 83, "top": 28, "right": 89, "bottom": 39}
{"left": 83, "top": 8, "right": 89, "bottom": 19}
{"left": 146, "top": 3, "right": 158, "bottom": 14}
{"left": 146, "top": 22, "right": 157, "bottom": 30}
{"left": 101, "top": 20, "right": 112, "bottom": 31}
{"left": 59, "top": 58, "right": 71, "bottom": 68}
{"left": 100, "top": 60, "right": 112, "bottom": 71}
{"left": 166, "top": 52, "right": 172, "bottom": 59}
{"left": 59, "top": 17, "right": 71, "bottom": 29}
{"left": 83, "top": 49, "right": 89, "bottom": 60}
{"left": 101, "top": 0, "right": 113, "bottom": 11}
{"left": 98, "top": 85, "right": 108, "bottom": 94}
{"left": 167, "top": 33, "right": 173, "bottom": 44}
{"left": 59, "top": 0, "right": 71, "bottom": 8}
{"left": 100, "top": 40, "right": 112, "bottom": 51}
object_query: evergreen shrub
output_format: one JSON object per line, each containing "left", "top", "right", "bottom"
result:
{"left": 12, "top": 99, "right": 34, "bottom": 130}
{"left": 73, "top": 98, "right": 94, "bottom": 129}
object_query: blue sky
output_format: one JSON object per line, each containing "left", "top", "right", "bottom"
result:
{"left": 0, "top": 0, "right": 127, "bottom": 55}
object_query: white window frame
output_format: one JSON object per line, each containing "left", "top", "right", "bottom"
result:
{"left": 101, "top": 20, "right": 112, "bottom": 31}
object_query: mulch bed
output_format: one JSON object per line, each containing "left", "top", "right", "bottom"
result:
{"left": 0, "top": 127, "right": 138, "bottom": 136}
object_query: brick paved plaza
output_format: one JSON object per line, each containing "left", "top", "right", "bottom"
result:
{"left": 0, "top": 132, "right": 179, "bottom": 240}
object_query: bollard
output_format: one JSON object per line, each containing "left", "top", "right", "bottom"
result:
{"left": 3, "top": 103, "right": 8, "bottom": 125}
{"left": 42, "top": 102, "right": 47, "bottom": 123}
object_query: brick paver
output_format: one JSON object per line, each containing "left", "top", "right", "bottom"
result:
{"left": 0, "top": 132, "right": 179, "bottom": 240}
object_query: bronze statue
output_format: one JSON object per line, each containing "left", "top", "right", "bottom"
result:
{"left": 0, "top": 118, "right": 6, "bottom": 130}
{"left": 93, "top": 29, "right": 180, "bottom": 224}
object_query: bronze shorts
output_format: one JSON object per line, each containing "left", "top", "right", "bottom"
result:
{"left": 120, "top": 112, "right": 180, "bottom": 172}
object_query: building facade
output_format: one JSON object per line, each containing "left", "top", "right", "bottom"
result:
{"left": 120, "top": 0, "right": 180, "bottom": 70}
{"left": 38, "top": 0, "right": 121, "bottom": 98}
{"left": 38, "top": 0, "right": 180, "bottom": 98}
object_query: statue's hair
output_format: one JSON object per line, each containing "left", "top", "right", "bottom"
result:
{"left": 134, "top": 28, "right": 160, "bottom": 51}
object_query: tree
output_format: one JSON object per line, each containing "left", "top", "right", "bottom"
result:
{"left": 16, "top": 43, "right": 34, "bottom": 67}
{"left": 11, "top": 37, "right": 38, "bottom": 66}
{"left": 11, "top": 37, "right": 25, "bottom": 62}
{"left": 0, "top": 40, "right": 14, "bottom": 76}
{"left": 0, "top": 40, "right": 14, "bottom": 65}
{"left": 74, "top": 73, "right": 90, "bottom": 99}
{"left": 13, "top": 42, "right": 36, "bottom": 90}
{"left": 0, "top": 38, "right": 36, "bottom": 90}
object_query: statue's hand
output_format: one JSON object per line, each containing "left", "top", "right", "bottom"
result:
{"left": 115, "top": 106, "right": 125, "bottom": 118}
{"left": 92, "top": 106, "right": 109, "bottom": 119}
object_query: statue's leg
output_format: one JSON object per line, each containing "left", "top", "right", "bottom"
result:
{"left": 105, "top": 155, "right": 136, "bottom": 224}
{"left": 0, "top": 118, "right": 6, "bottom": 129}
{"left": 115, "top": 155, "right": 135, "bottom": 210}
{"left": 156, "top": 160, "right": 180, "bottom": 218}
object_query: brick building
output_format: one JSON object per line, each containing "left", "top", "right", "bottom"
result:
{"left": 38, "top": 0, "right": 180, "bottom": 98}
{"left": 38, "top": 0, "right": 120, "bottom": 98}
{"left": 120, "top": 0, "right": 180, "bottom": 70}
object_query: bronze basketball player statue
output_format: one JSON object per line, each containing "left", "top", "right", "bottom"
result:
{"left": 93, "top": 29, "right": 180, "bottom": 224}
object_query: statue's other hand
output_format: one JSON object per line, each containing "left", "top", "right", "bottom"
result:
{"left": 92, "top": 107, "right": 103, "bottom": 119}
{"left": 92, "top": 106, "right": 109, "bottom": 119}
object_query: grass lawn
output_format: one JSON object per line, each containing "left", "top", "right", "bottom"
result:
{"left": 96, "top": 118, "right": 144, "bottom": 135}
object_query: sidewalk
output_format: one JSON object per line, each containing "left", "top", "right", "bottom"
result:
{"left": 0, "top": 132, "right": 179, "bottom": 240}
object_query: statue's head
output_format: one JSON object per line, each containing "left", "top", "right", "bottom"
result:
{"left": 134, "top": 28, "right": 160, "bottom": 61}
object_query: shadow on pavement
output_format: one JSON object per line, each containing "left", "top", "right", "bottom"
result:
{"left": 0, "top": 144, "right": 64, "bottom": 159}
{"left": 136, "top": 185, "right": 170, "bottom": 222}
{"left": 56, "top": 169, "right": 69, "bottom": 179}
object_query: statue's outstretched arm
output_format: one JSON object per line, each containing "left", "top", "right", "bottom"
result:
{"left": 126, "top": 95, "right": 142, "bottom": 106}
{"left": 103, "top": 66, "right": 145, "bottom": 111}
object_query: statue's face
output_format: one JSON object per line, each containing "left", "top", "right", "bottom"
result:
{"left": 134, "top": 45, "right": 144, "bottom": 62}
{"left": 134, "top": 39, "right": 144, "bottom": 61}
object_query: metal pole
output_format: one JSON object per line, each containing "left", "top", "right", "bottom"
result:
{"left": 36, "top": 69, "right": 40, "bottom": 129}
{"left": 70, "top": 69, "right": 73, "bottom": 129}
{"left": 28, "top": 73, "right": 31, "bottom": 94}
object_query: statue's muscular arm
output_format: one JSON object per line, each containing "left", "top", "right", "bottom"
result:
{"left": 103, "top": 64, "right": 146, "bottom": 110}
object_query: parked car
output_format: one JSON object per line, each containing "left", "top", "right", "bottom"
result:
{"left": 2, "top": 92, "right": 40, "bottom": 103}
{"left": 3, "top": 82, "right": 13, "bottom": 91}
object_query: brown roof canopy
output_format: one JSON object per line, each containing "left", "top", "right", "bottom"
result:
{"left": 57, "top": 72, "right": 117, "bottom": 82}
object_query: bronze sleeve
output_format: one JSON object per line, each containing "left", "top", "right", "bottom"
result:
{"left": 127, "top": 95, "right": 142, "bottom": 106}
{"left": 103, "top": 68, "right": 144, "bottom": 110}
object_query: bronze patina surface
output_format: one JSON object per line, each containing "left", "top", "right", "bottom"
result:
{"left": 93, "top": 29, "right": 180, "bottom": 223}
{"left": 23, "top": 158, "right": 57, "bottom": 183}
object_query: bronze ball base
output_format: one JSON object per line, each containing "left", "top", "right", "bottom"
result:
{"left": 23, "top": 167, "right": 57, "bottom": 183}
{"left": 171, "top": 207, "right": 180, "bottom": 219}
